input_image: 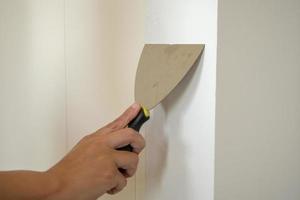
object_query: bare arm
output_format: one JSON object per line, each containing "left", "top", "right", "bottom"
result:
{"left": 0, "top": 103, "right": 145, "bottom": 200}
{"left": 0, "top": 171, "right": 59, "bottom": 200}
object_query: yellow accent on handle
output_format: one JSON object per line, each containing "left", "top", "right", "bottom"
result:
{"left": 142, "top": 106, "right": 150, "bottom": 117}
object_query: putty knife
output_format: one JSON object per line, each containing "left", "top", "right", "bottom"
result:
{"left": 119, "top": 44, "right": 204, "bottom": 152}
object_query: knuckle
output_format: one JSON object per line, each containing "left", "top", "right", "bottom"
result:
{"left": 111, "top": 121, "right": 122, "bottom": 130}
{"left": 93, "top": 134, "right": 109, "bottom": 145}
{"left": 126, "top": 128, "right": 137, "bottom": 137}
{"left": 113, "top": 113, "right": 128, "bottom": 128}
{"left": 131, "top": 154, "right": 139, "bottom": 166}
{"left": 120, "top": 113, "right": 129, "bottom": 123}
{"left": 103, "top": 168, "right": 117, "bottom": 181}
{"left": 118, "top": 128, "right": 134, "bottom": 139}
{"left": 138, "top": 135, "right": 146, "bottom": 147}
{"left": 95, "top": 127, "right": 111, "bottom": 135}
{"left": 107, "top": 119, "right": 120, "bottom": 130}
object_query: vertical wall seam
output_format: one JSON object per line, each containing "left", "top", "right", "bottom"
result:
{"left": 63, "top": 0, "right": 69, "bottom": 152}
{"left": 213, "top": 0, "right": 219, "bottom": 199}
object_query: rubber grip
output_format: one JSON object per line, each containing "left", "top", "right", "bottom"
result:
{"left": 117, "top": 108, "right": 150, "bottom": 152}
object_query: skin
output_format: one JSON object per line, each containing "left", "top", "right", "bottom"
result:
{"left": 0, "top": 103, "right": 145, "bottom": 200}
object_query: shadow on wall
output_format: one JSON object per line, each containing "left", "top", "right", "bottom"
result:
{"left": 145, "top": 50, "right": 204, "bottom": 199}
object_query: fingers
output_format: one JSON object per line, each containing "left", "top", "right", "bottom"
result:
{"left": 106, "top": 128, "right": 146, "bottom": 153}
{"left": 113, "top": 151, "right": 139, "bottom": 177}
{"left": 105, "top": 103, "right": 141, "bottom": 131}
{"left": 107, "top": 172, "right": 127, "bottom": 195}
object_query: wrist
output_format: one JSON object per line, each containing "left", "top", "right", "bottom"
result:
{"left": 43, "top": 170, "right": 64, "bottom": 200}
{"left": 0, "top": 170, "right": 63, "bottom": 200}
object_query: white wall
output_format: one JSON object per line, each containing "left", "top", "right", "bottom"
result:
{"left": 0, "top": 0, "right": 66, "bottom": 171}
{"left": 2, "top": 1, "right": 299, "bottom": 200}
{"left": 65, "top": 1, "right": 144, "bottom": 199}
{"left": 65, "top": 1, "right": 218, "bottom": 200}
{"left": 137, "top": 0, "right": 218, "bottom": 200}
{"left": 1, "top": 1, "right": 217, "bottom": 200}
{"left": 215, "top": 0, "right": 300, "bottom": 199}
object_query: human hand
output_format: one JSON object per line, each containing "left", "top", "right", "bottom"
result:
{"left": 46, "top": 103, "right": 145, "bottom": 200}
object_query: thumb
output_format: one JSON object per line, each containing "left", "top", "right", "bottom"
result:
{"left": 105, "top": 103, "right": 141, "bottom": 131}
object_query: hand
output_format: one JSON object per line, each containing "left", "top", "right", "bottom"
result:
{"left": 46, "top": 103, "right": 145, "bottom": 200}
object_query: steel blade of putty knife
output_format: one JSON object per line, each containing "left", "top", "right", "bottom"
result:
{"left": 118, "top": 44, "right": 205, "bottom": 152}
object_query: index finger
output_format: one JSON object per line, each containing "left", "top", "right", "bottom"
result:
{"left": 106, "top": 128, "right": 146, "bottom": 154}
{"left": 105, "top": 103, "right": 141, "bottom": 131}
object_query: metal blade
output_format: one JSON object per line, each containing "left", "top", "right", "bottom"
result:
{"left": 135, "top": 44, "right": 204, "bottom": 110}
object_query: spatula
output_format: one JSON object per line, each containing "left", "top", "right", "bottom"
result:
{"left": 119, "top": 44, "right": 204, "bottom": 152}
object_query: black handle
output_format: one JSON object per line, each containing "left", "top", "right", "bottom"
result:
{"left": 117, "top": 107, "right": 150, "bottom": 152}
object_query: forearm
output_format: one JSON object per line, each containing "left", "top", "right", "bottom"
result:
{"left": 0, "top": 171, "right": 59, "bottom": 200}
